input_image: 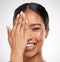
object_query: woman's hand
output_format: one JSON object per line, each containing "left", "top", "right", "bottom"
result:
{"left": 7, "top": 11, "right": 28, "bottom": 62}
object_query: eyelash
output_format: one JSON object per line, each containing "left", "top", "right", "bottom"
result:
{"left": 32, "top": 28, "right": 41, "bottom": 31}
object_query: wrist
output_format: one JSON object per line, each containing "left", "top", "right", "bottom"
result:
{"left": 10, "top": 50, "right": 23, "bottom": 62}
{"left": 11, "top": 49, "right": 24, "bottom": 55}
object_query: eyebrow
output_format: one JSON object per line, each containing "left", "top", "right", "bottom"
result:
{"left": 30, "top": 23, "right": 41, "bottom": 26}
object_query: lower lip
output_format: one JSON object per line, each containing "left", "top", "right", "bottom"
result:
{"left": 25, "top": 44, "right": 37, "bottom": 51}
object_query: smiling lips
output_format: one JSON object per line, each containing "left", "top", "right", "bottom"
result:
{"left": 25, "top": 42, "right": 37, "bottom": 51}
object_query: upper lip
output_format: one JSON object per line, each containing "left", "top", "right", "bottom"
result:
{"left": 27, "top": 41, "right": 37, "bottom": 44}
{"left": 27, "top": 39, "right": 38, "bottom": 44}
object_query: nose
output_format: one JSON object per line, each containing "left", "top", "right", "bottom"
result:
{"left": 25, "top": 29, "right": 33, "bottom": 42}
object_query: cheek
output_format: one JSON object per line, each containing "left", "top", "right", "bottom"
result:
{"left": 33, "top": 30, "right": 45, "bottom": 41}
{"left": 35, "top": 30, "right": 45, "bottom": 49}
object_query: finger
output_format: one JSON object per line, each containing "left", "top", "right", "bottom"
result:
{"left": 13, "top": 14, "right": 19, "bottom": 26}
{"left": 20, "top": 26, "right": 25, "bottom": 36}
{"left": 20, "top": 12, "right": 26, "bottom": 36}
{"left": 12, "top": 14, "right": 19, "bottom": 33}
{"left": 16, "top": 11, "right": 23, "bottom": 33}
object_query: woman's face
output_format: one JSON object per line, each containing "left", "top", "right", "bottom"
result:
{"left": 23, "top": 9, "right": 49, "bottom": 58}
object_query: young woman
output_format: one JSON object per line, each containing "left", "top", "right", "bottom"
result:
{"left": 7, "top": 2, "right": 49, "bottom": 62}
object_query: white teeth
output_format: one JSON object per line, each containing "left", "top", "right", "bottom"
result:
{"left": 26, "top": 44, "right": 34, "bottom": 47}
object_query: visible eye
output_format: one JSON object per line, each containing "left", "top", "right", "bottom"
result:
{"left": 32, "top": 28, "right": 41, "bottom": 31}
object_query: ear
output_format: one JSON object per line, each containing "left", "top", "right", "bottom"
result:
{"left": 45, "top": 28, "right": 50, "bottom": 38}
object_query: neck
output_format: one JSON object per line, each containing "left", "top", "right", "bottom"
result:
{"left": 23, "top": 51, "right": 45, "bottom": 62}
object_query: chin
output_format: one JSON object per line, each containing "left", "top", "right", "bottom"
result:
{"left": 24, "top": 51, "right": 37, "bottom": 58}
{"left": 23, "top": 47, "right": 40, "bottom": 58}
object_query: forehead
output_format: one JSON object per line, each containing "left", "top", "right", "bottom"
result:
{"left": 24, "top": 9, "right": 44, "bottom": 25}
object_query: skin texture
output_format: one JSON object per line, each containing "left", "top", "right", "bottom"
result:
{"left": 7, "top": 9, "right": 49, "bottom": 62}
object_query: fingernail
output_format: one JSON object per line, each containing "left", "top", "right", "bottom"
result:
{"left": 17, "top": 14, "right": 19, "bottom": 17}
{"left": 6, "top": 26, "right": 9, "bottom": 31}
{"left": 20, "top": 11, "right": 23, "bottom": 15}
{"left": 20, "top": 11, "right": 25, "bottom": 17}
{"left": 23, "top": 13, "right": 25, "bottom": 17}
{"left": 6, "top": 26, "right": 9, "bottom": 29}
